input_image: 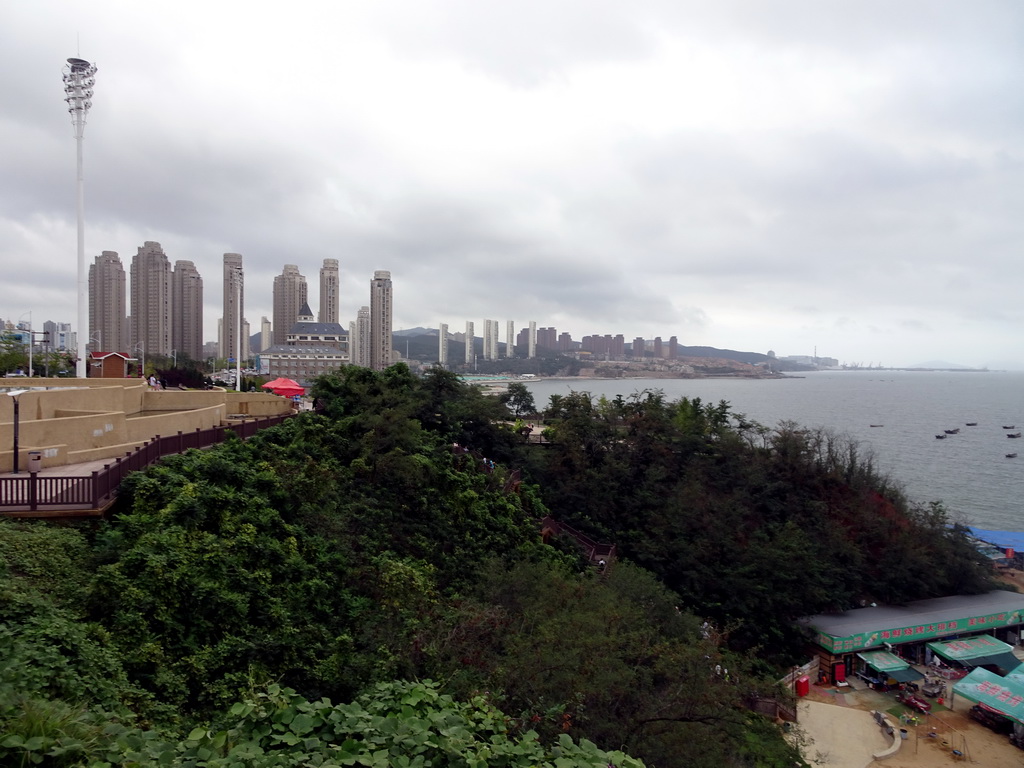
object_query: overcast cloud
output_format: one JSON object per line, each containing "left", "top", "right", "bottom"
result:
{"left": 2, "top": 0, "right": 1022, "bottom": 368}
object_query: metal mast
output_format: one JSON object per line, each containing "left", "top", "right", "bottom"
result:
{"left": 63, "top": 57, "right": 97, "bottom": 378}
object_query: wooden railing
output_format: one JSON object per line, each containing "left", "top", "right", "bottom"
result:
{"left": 0, "top": 414, "right": 292, "bottom": 515}
{"left": 540, "top": 515, "right": 617, "bottom": 564}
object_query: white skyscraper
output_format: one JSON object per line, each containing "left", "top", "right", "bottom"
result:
{"left": 260, "top": 316, "right": 272, "bottom": 354}
{"left": 528, "top": 321, "right": 537, "bottom": 359}
{"left": 438, "top": 323, "right": 448, "bottom": 366}
{"left": 506, "top": 320, "right": 515, "bottom": 358}
{"left": 487, "top": 320, "right": 499, "bottom": 361}
{"left": 482, "top": 320, "right": 493, "bottom": 361}
{"left": 464, "top": 321, "right": 474, "bottom": 365}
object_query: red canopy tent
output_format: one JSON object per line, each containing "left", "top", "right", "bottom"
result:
{"left": 261, "top": 378, "right": 305, "bottom": 397}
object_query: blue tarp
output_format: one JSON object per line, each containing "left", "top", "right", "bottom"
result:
{"left": 969, "top": 528, "right": 1024, "bottom": 553}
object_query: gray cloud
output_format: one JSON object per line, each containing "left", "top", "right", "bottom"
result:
{"left": 1, "top": 1, "right": 1023, "bottom": 368}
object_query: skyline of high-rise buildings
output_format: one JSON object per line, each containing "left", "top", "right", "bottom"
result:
{"left": 70, "top": 242, "right": 704, "bottom": 376}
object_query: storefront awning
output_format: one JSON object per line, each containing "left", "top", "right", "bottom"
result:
{"left": 857, "top": 650, "right": 910, "bottom": 672}
{"left": 962, "top": 652, "right": 1021, "bottom": 673}
{"left": 889, "top": 667, "right": 925, "bottom": 683}
{"left": 953, "top": 667, "right": 1024, "bottom": 726}
{"left": 927, "top": 634, "right": 1014, "bottom": 665}
{"left": 856, "top": 651, "right": 924, "bottom": 682}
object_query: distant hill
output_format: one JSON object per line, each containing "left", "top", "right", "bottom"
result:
{"left": 675, "top": 345, "right": 768, "bottom": 364}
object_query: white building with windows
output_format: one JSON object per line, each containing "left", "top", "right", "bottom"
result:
{"left": 256, "top": 302, "right": 348, "bottom": 384}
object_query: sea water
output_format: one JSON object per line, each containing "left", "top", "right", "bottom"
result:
{"left": 525, "top": 370, "right": 1024, "bottom": 530}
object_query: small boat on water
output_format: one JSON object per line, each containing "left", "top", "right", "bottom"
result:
{"left": 870, "top": 424, "right": 884, "bottom": 428}
{"left": 1007, "top": 453, "right": 1018, "bottom": 459}
{"left": 1003, "top": 425, "right": 1016, "bottom": 430}
{"left": 966, "top": 422, "right": 978, "bottom": 426}
{"left": 945, "top": 428, "right": 960, "bottom": 435}
{"left": 1008, "top": 433, "right": 1022, "bottom": 439}
{"left": 935, "top": 434, "right": 947, "bottom": 440}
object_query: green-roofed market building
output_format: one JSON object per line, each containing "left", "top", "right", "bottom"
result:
{"left": 800, "top": 590, "right": 1024, "bottom": 686}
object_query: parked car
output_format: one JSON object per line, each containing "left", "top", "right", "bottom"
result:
{"left": 896, "top": 690, "right": 932, "bottom": 714}
{"left": 970, "top": 704, "right": 1013, "bottom": 734}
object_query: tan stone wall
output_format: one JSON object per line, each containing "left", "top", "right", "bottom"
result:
{"left": 125, "top": 405, "right": 226, "bottom": 443}
{"left": 0, "top": 379, "right": 292, "bottom": 472}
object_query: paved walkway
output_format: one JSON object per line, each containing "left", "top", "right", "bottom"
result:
{"left": 0, "top": 458, "right": 116, "bottom": 479}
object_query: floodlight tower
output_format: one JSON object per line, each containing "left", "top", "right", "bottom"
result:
{"left": 63, "top": 57, "right": 97, "bottom": 379}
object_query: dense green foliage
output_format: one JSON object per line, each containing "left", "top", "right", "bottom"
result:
{"left": 1, "top": 680, "right": 645, "bottom": 768}
{"left": 520, "top": 390, "right": 995, "bottom": 659}
{"left": 1, "top": 365, "right": 991, "bottom": 766}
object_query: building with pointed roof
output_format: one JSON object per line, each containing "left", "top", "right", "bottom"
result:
{"left": 256, "top": 301, "right": 348, "bottom": 384}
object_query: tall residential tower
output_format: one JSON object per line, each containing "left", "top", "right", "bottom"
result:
{"left": 130, "top": 241, "right": 172, "bottom": 356}
{"left": 172, "top": 260, "right": 203, "bottom": 361}
{"left": 88, "top": 250, "right": 126, "bottom": 353}
{"left": 273, "top": 265, "right": 308, "bottom": 346}
{"left": 369, "top": 271, "right": 393, "bottom": 371}
{"left": 319, "top": 258, "right": 339, "bottom": 324}
{"left": 220, "top": 253, "right": 248, "bottom": 361}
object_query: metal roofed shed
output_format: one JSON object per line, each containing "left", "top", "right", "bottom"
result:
{"left": 801, "top": 590, "right": 1024, "bottom": 686}
{"left": 801, "top": 590, "right": 1024, "bottom": 654}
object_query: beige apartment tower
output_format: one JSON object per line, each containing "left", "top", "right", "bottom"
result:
{"left": 171, "top": 260, "right": 203, "bottom": 361}
{"left": 351, "top": 306, "right": 371, "bottom": 368}
{"left": 220, "top": 253, "right": 248, "bottom": 362}
{"left": 369, "top": 271, "right": 392, "bottom": 371}
{"left": 130, "top": 241, "right": 172, "bottom": 357}
{"left": 319, "top": 258, "right": 339, "bottom": 324}
{"left": 273, "top": 264, "right": 308, "bottom": 346}
{"left": 88, "top": 250, "right": 127, "bottom": 354}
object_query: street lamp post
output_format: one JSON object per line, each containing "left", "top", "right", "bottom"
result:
{"left": 235, "top": 272, "right": 243, "bottom": 392}
{"left": 5, "top": 389, "right": 28, "bottom": 474}
{"left": 63, "top": 57, "right": 97, "bottom": 379}
{"left": 171, "top": 349, "right": 177, "bottom": 368}
{"left": 134, "top": 343, "right": 145, "bottom": 378}
{"left": 18, "top": 312, "right": 32, "bottom": 377}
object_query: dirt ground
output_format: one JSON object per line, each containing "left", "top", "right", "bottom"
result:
{"left": 790, "top": 681, "right": 1023, "bottom": 767}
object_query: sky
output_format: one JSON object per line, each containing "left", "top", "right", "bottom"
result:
{"left": 1, "top": 1, "right": 1023, "bottom": 369}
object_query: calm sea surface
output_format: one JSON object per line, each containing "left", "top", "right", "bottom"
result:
{"left": 524, "top": 371, "right": 1024, "bottom": 531}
